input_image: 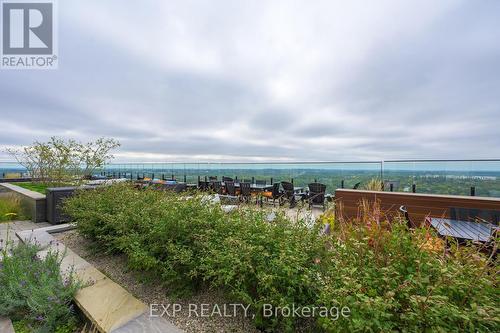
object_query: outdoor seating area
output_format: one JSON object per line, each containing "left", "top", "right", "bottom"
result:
{"left": 133, "top": 175, "right": 331, "bottom": 209}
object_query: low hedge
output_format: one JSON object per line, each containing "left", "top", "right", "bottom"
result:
{"left": 64, "top": 184, "right": 499, "bottom": 332}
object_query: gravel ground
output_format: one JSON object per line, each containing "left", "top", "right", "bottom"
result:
{"left": 54, "top": 230, "right": 260, "bottom": 333}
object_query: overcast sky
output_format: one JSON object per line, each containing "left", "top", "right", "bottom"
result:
{"left": 1, "top": 0, "right": 499, "bottom": 162}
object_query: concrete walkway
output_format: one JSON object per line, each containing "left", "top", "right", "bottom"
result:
{"left": 0, "top": 220, "right": 50, "bottom": 248}
{"left": 15, "top": 225, "right": 183, "bottom": 333}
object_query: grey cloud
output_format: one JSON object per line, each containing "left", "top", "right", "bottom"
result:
{"left": 1, "top": 0, "right": 499, "bottom": 162}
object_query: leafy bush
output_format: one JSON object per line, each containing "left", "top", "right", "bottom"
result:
{"left": 0, "top": 237, "right": 82, "bottom": 332}
{"left": 65, "top": 184, "right": 327, "bottom": 330}
{"left": 0, "top": 194, "right": 27, "bottom": 222}
{"left": 64, "top": 184, "right": 499, "bottom": 332}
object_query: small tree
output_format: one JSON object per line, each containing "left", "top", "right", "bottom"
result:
{"left": 76, "top": 137, "right": 121, "bottom": 178}
{"left": 6, "top": 137, "right": 120, "bottom": 185}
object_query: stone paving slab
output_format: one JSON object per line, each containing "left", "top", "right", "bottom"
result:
{"left": 75, "top": 265, "right": 108, "bottom": 285}
{"left": 1, "top": 221, "right": 51, "bottom": 249}
{"left": 17, "top": 229, "right": 55, "bottom": 249}
{"left": 111, "top": 312, "right": 183, "bottom": 333}
{"left": 75, "top": 278, "right": 148, "bottom": 332}
{"left": 0, "top": 316, "right": 15, "bottom": 333}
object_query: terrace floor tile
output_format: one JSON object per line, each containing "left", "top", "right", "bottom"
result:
{"left": 75, "top": 278, "right": 148, "bottom": 332}
{"left": 111, "top": 312, "right": 184, "bottom": 333}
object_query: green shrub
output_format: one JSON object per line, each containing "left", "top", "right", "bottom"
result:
{"left": 65, "top": 184, "right": 327, "bottom": 330}
{"left": 0, "top": 237, "right": 82, "bottom": 333}
{"left": 64, "top": 184, "right": 499, "bottom": 332}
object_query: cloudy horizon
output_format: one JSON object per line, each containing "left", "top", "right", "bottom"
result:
{"left": 1, "top": 0, "right": 499, "bottom": 163}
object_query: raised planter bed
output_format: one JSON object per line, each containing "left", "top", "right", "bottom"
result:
{"left": 46, "top": 186, "right": 97, "bottom": 224}
{"left": 0, "top": 183, "right": 97, "bottom": 224}
{"left": 0, "top": 183, "right": 46, "bottom": 223}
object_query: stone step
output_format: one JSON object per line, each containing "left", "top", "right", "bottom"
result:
{"left": 16, "top": 228, "right": 184, "bottom": 333}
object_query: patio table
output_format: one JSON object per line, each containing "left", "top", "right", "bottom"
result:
{"left": 429, "top": 217, "right": 498, "bottom": 243}
{"left": 293, "top": 186, "right": 304, "bottom": 193}
{"left": 220, "top": 182, "right": 273, "bottom": 191}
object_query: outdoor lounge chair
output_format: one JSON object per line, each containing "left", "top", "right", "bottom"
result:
{"left": 307, "top": 183, "right": 327, "bottom": 210}
{"left": 210, "top": 181, "right": 223, "bottom": 194}
{"left": 222, "top": 176, "right": 234, "bottom": 182}
{"left": 198, "top": 180, "right": 210, "bottom": 191}
{"left": 239, "top": 182, "right": 252, "bottom": 203}
{"left": 262, "top": 182, "right": 283, "bottom": 206}
{"left": 353, "top": 182, "right": 361, "bottom": 189}
{"left": 281, "top": 181, "right": 298, "bottom": 207}
{"left": 173, "top": 183, "right": 187, "bottom": 193}
{"left": 450, "top": 207, "right": 500, "bottom": 225}
{"left": 225, "top": 181, "right": 237, "bottom": 196}
{"left": 219, "top": 181, "right": 239, "bottom": 204}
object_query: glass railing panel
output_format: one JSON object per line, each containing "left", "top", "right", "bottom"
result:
{"left": 383, "top": 161, "right": 417, "bottom": 193}
{"left": 4, "top": 160, "right": 498, "bottom": 198}
{"left": 382, "top": 160, "right": 500, "bottom": 197}
{"left": 312, "top": 162, "right": 379, "bottom": 191}
{"left": 0, "top": 162, "right": 27, "bottom": 179}
{"left": 469, "top": 160, "right": 500, "bottom": 198}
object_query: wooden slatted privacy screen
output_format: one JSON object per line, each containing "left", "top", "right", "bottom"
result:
{"left": 334, "top": 189, "right": 500, "bottom": 227}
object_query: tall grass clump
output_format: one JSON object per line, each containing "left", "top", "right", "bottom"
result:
{"left": 362, "top": 178, "right": 384, "bottom": 191}
{"left": 64, "top": 184, "right": 499, "bottom": 332}
{"left": 0, "top": 236, "right": 82, "bottom": 332}
{"left": 0, "top": 194, "right": 26, "bottom": 222}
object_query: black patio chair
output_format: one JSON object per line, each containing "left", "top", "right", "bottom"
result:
{"left": 173, "top": 183, "right": 187, "bottom": 193}
{"left": 281, "top": 181, "right": 297, "bottom": 207}
{"left": 198, "top": 180, "right": 209, "bottom": 191}
{"left": 263, "top": 182, "right": 283, "bottom": 206}
{"left": 225, "top": 181, "right": 237, "bottom": 196}
{"left": 210, "top": 181, "right": 223, "bottom": 194}
{"left": 219, "top": 181, "right": 239, "bottom": 204}
{"left": 450, "top": 207, "right": 500, "bottom": 225}
{"left": 307, "top": 183, "right": 327, "bottom": 210}
{"left": 222, "top": 176, "right": 234, "bottom": 182}
{"left": 209, "top": 176, "right": 218, "bottom": 182}
{"left": 353, "top": 182, "right": 361, "bottom": 189}
{"left": 239, "top": 182, "right": 252, "bottom": 203}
